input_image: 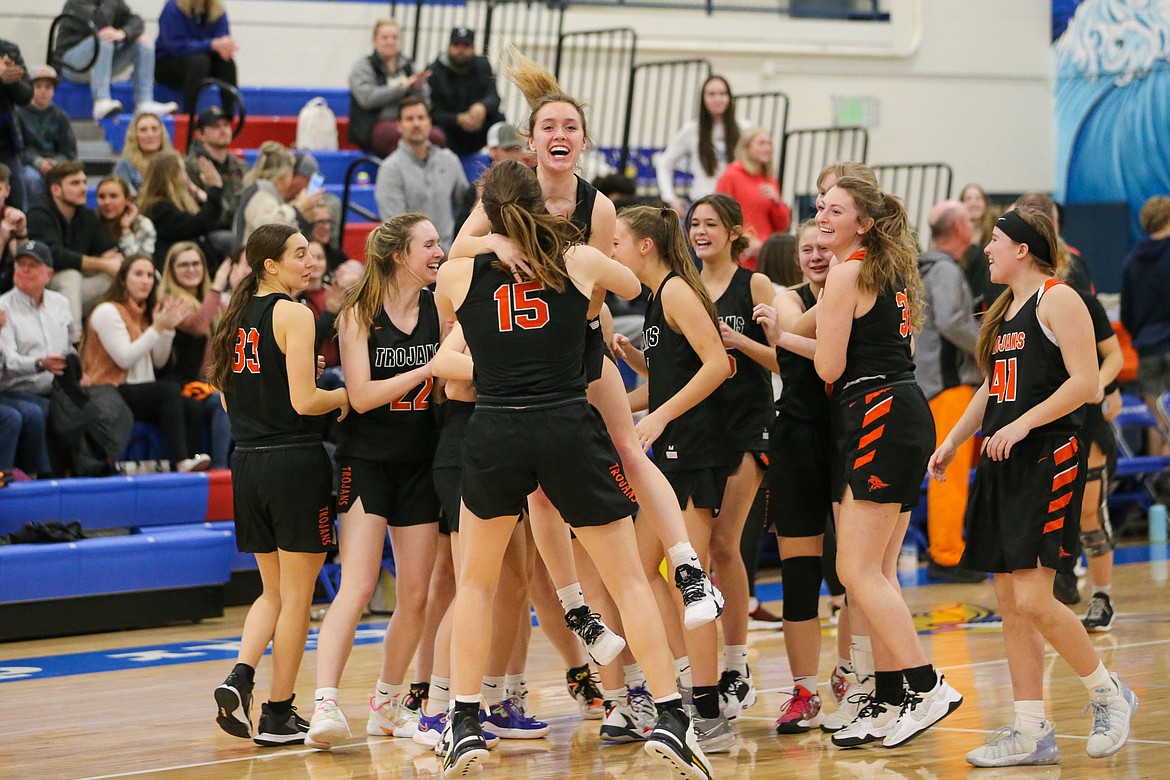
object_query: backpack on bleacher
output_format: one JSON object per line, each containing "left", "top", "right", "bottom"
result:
{"left": 296, "top": 97, "right": 339, "bottom": 151}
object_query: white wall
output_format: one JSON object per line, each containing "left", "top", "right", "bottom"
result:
{"left": 3, "top": 0, "right": 1052, "bottom": 195}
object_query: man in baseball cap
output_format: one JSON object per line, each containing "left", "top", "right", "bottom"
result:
{"left": 486, "top": 121, "right": 526, "bottom": 163}
{"left": 14, "top": 238, "right": 53, "bottom": 268}
{"left": 427, "top": 27, "right": 504, "bottom": 157}
{"left": 18, "top": 64, "right": 76, "bottom": 206}
{"left": 186, "top": 105, "right": 248, "bottom": 233}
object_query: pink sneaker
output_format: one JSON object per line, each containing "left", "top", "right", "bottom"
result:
{"left": 775, "top": 685, "right": 824, "bottom": 734}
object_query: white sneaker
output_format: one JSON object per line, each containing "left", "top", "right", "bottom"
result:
{"left": 1085, "top": 673, "right": 1139, "bottom": 758}
{"left": 831, "top": 695, "right": 899, "bottom": 747}
{"left": 600, "top": 698, "right": 650, "bottom": 743}
{"left": 822, "top": 674, "right": 873, "bottom": 733}
{"left": 366, "top": 693, "right": 419, "bottom": 738}
{"left": 565, "top": 605, "right": 626, "bottom": 666}
{"left": 92, "top": 98, "right": 123, "bottom": 119}
{"left": 675, "top": 563, "right": 724, "bottom": 629}
{"left": 138, "top": 100, "right": 179, "bottom": 116}
{"left": 690, "top": 708, "right": 736, "bottom": 753}
{"left": 718, "top": 668, "right": 756, "bottom": 719}
{"left": 305, "top": 699, "right": 350, "bottom": 750}
{"left": 882, "top": 672, "right": 963, "bottom": 748}
{"left": 966, "top": 723, "right": 1061, "bottom": 767}
{"left": 177, "top": 453, "right": 212, "bottom": 472}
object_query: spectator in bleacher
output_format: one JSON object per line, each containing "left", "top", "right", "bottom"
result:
{"left": 958, "top": 183, "right": 999, "bottom": 311}
{"left": 1, "top": 39, "right": 33, "bottom": 212}
{"left": 348, "top": 18, "right": 436, "bottom": 157}
{"left": 715, "top": 127, "right": 790, "bottom": 270}
{"left": 158, "top": 240, "right": 232, "bottom": 468}
{"left": 913, "top": 200, "right": 984, "bottom": 585}
{"left": 656, "top": 74, "right": 749, "bottom": 216}
{"left": 79, "top": 253, "right": 210, "bottom": 472}
{"left": 154, "top": 0, "right": 239, "bottom": 117}
{"left": 427, "top": 27, "right": 502, "bottom": 158}
{"left": 139, "top": 150, "right": 223, "bottom": 266}
{"left": 55, "top": 0, "right": 178, "bottom": 121}
{"left": 309, "top": 204, "right": 347, "bottom": 271}
{"left": 113, "top": 111, "right": 172, "bottom": 193}
{"left": 375, "top": 97, "right": 468, "bottom": 249}
{"left": 1, "top": 163, "right": 30, "bottom": 293}
{"left": 96, "top": 174, "right": 155, "bottom": 258}
{"left": 1121, "top": 195, "right": 1170, "bottom": 459}
{"left": 299, "top": 240, "right": 342, "bottom": 372}
{"left": 0, "top": 240, "right": 68, "bottom": 478}
{"left": 17, "top": 66, "right": 77, "bottom": 209}
{"left": 287, "top": 152, "right": 341, "bottom": 245}
{"left": 235, "top": 141, "right": 319, "bottom": 244}
{"left": 29, "top": 160, "right": 121, "bottom": 343}
{"left": 186, "top": 106, "right": 247, "bottom": 235}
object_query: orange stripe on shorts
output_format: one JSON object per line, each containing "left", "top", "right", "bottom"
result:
{"left": 858, "top": 424, "right": 886, "bottom": 450}
{"left": 862, "top": 397, "right": 893, "bottom": 427}
{"left": 1043, "top": 516, "right": 1065, "bottom": 534}
{"left": 865, "top": 387, "right": 891, "bottom": 404}
{"left": 1048, "top": 492, "right": 1073, "bottom": 514}
{"left": 1052, "top": 465, "right": 1078, "bottom": 491}
{"left": 854, "top": 450, "right": 876, "bottom": 469}
{"left": 1054, "top": 438, "right": 1078, "bottom": 465}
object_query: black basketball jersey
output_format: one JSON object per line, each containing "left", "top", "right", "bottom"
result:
{"left": 225, "top": 293, "right": 320, "bottom": 446}
{"left": 643, "top": 273, "right": 720, "bottom": 470}
{"left": 712, "top": 267, "right": 774, "bottom": 453}
{"left": 337, "top": 290, "right": 440, "bottom": 461}
{"left": 777, "top": 283, "right": 831, "bottom": 423}
{"left": 458, "top": 254, "right": 588, "bottom": 400}
{"left": 1082, "top": 290, "right": 1119, "bottom": 395}
{"left": 838, "top": 253, "right": 916, "bottom": 392}
{"left": 981, "top": 279, "right": 1086, "bottom": 438}
{"left": 572, "top": 175, "right": 597, "bottom": 242}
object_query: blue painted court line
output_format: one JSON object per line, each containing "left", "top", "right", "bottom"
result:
{"left": 2, "top": 544, "right": 1164, "bottom": 685}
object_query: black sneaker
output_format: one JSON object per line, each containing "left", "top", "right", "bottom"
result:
{"left": 566, "top": 664, "right": 605, "bottom": 719}
{"left": 441, "top": 708, "right": 490, "bottom": 777}
{"left": 214, "top": 671, "right": 254, "bottom": 739}
{"left": 254, "top": 701, "right": 308, "bottom": 747}
{"left": 1082, "top": 592, "right": 1116, "bottom": 632}
{"left": 1053, "top": 570, "right": 1081, "bottom": 605}
{"left": 564, "top": 605, "right": 625, "bottom": 666}
{"left": 644, "top": 706, "right": 714, "bottom": 780}
{"left": 405, "top": 682, "right": 428, "bottom": 713}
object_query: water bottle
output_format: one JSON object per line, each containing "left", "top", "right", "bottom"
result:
{"left": 1150, "top": 503, "right": 1168, "bottom": 544}
{"left": 898, "top": 543, "right": 918, "bottom": 574}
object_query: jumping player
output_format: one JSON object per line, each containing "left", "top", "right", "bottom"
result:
{"left": 930, "top": 207, "right": 1138, "bottom": 767}
{"left": 434, "top": 160, "right": 713, "bottom": 780}
{"left": 208, "top": 224, "right": 349, "bottom": 746}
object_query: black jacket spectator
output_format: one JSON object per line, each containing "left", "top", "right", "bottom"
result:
{"left": 27, "top": 196, "right": 116, "bottom": 274}
{"left": 1, "top": 39, "right": 34, "bottom": 210}
{"left": 428, "top": 50, "right": 501, "bottom": 157}
{"left": 53, "top": 0, "right": 145, "bottom": 59}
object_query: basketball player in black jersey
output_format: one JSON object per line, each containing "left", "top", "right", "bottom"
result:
{"left": 815, "top": 177, "right": 962, "bottom": 749}
{"left": 305, "top": 214, "right": 445, "bottom": 748}
{"left": 207, "top": 224, "right": 349, "bottom": 747}
{"left": 449, "top": 49, "right": 721, "bottom": 718}
{"left": 435, "top": 160, "right": 713, "bottom": 780}
{"left": 931, "top": 207, "right": 1138, "bottom": 767}
{"left": 754, "top": 218, "right": 837, "bottom": 733}
{"left": 689, "top": 194, "right": 776, "bottom": 720}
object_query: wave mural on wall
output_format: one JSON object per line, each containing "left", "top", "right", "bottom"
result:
{"left": 1054, "top": 0, "right": 1170, "bottom": 238}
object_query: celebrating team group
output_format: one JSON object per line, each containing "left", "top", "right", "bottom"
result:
{"left": 204, "top": 49, "right": 1140, "bottom": 779}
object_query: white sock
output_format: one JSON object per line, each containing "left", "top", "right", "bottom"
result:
{"left": 315, "top": 687, "right": 340, "bottom": 706}
{"left": 373, "top": 679, "right": 405, "bottom": 707}
{"left": 425, "top": 675, "right": 451, "bottom": 717}
{"left": 557, "top": 583, "right": 586, "bottom": 612}
{"left": 666, "top": 541, "right": 700, "bottom": 572}
{"left": 793, "top": 675, "right": 817, "bottom": 694}
{"left": 1013, "top": 700, "right": 1047, "bottom": 739}
{"left": 851, "top": 635, "right": 875, "bottom": 679}
{"left": 837, "top": 656, "right": 853, "bottom": 674}
{"left": 724, "top": 645, "right": 749, "bottom": 677}
{"left": 1081, "top": 662, "right": 1117, "bottom": 700}
{"left": 673, "top": 656, "right": 693, "bottom": 690}
{"left": 481, "top": 675, "right": 506, "bottom": 705}
{"left": 623, "top": 662, "right": 646, "bottom": 691}
{"left": 602, "top": 686, "right": 627, "bottom": 704}
{"left": 1091, "top": 582, "right": 1112, "bottom": 596}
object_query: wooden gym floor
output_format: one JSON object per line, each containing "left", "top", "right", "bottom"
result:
{"left": 3, "top": 546, "right": 1168, "bottom": 780}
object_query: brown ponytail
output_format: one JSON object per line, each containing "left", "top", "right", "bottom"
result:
{"left": 619, "top": 205, "right": 718, "bottom": 327}
{"left": 341, "top": 212, "right": 431, "bottom": 331}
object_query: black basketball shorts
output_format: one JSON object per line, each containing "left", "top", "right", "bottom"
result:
{"left": 832, "top": 381, "right": 934, "bottom": 507}
{"left": 231, "top": 442, "right": 334, "bottom": 554}
{"left": 337, "top": 456, "right": 440, "bottom": 527}
{"left": 767, "top": 415, "right": 833, "bottom": 537}
{"left": 962, "top": 433, "right": 1086, "bottom": 574}
{"left": 461, "top": 400, "right": 637, "bottom": 528}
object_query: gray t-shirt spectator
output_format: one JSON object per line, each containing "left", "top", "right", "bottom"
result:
{"left": 375, "top": 145, "right": 469, "bottom": 249}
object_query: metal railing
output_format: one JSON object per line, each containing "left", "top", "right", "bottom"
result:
{"left": 622, "top": 58, "right": 711, "bottom": 193}
{"left": 338, "top": 154, "right": 387, "bottom": 244}
{"left": 872, "top": 162, "right": 952, "bottom": 246}
{"left": 183, "top": 79, "right": 247, "bottom": 153}
{"left": 779, "top": 126, "right": 869, "bottom": 222}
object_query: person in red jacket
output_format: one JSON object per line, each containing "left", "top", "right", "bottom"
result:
{"left": 716, "top": 127, "right": 790, "bottom": 270}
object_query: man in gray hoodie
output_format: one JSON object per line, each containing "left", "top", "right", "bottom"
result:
{"left": 915, "top": 199, "right": 984, "bottom": 583}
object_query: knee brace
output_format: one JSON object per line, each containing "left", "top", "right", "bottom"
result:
{"left": 780, "top": 556, "right": 823, "bottom": 623}
{"left": 1081, "top": 528, "right": 1112, "bottom": 558}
